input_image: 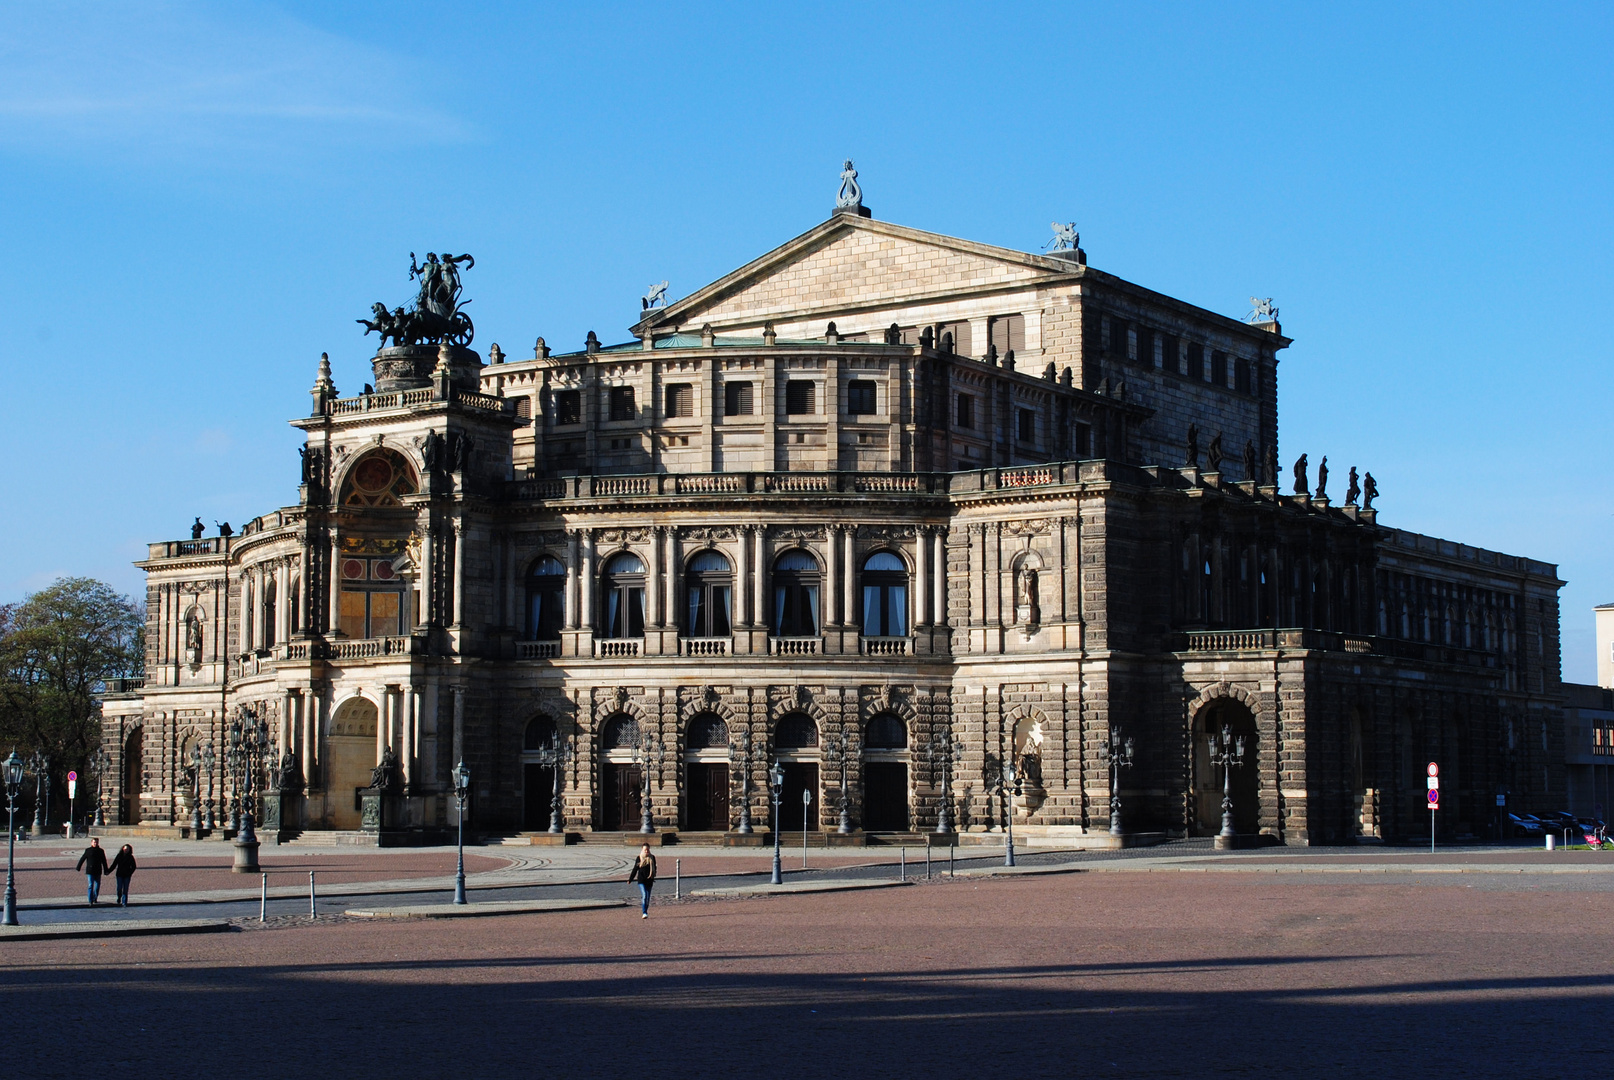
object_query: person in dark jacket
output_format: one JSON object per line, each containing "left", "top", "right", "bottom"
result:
{"left": 108, "top": 844, "right": 137, "bottom": 907}
{"left": 76, "top": 838, "right": 110, "bottom": 905}
{"left": 628, "top": 844, "right": 657, "bottom": 918}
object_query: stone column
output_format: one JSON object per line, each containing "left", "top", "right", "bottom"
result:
{"left": 452, "top": 688, "right": 465, "bottom": 767}
{"left": 933, "top": 529, "right": 947, "bottom": 625}
{"left": 664, "top": 529, "right": 679, "bottom": 628}
{"left": 565, "top": 531, "right": 580, "bottom": 629}
{"left": 419, "top": 529, "right": 435, "bottom": 626}
{"left": 328, "top": 535, "right": 342, "bottom": 633}
{"left": 402, "top": 685, "right": 416, "bottom": 788}
{"left": 580, "top": 532, "right": 595, "bottom": 630}
{"left": 302, "top": 690, "right": 317, "bottom": 780}
{"left": 378, "top": 687, "right": 392, "bottom": 764}
{"left": 451, "top": 522, "right": 465, "bottom": 629}
{"left": 842, "top": 529, "right": 856, "bottom": 631}
{"left": 504, "top": 540, "right": 517, "bottom": 629}
{"left": 753, "top": 528, "right": 765, "bottom": 627}
{"left": 281, "top": 689, "right": 295, "bottom": 758}
{"left": 737, "top": 525, "right": 751, "bottom": 627}
{"left": 275, "top": 561, "right": 291, "bottom": 645}
{"left": 646, "top": 527, "right": 661, "bottom": 627}
{"left": 826, "top": 526, "right": 840, "bottom": 625}
{"left": 915, "top": 527, "right": 929, "bottom": 627}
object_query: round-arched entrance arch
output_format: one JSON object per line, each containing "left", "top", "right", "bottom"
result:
{"left": 522, "top": 716, "right": 559, "bottom": 832}
{"left": 598, "top": 714, "right": 642, "bottom": 831}
{"left": 863, "top": 714, "right": 909, "bottom": 831}
{"left": 774, "top": 713, "right": 819, "bottom": 832}
{"left": 122, "top": 729, "right": 143, "bottom": 825}
{"left": 683, "top": 714, "right": 730, "bottom": 832}
{"left": 327, "top": 697, "right": 379, "bottom": 830}
{"left": 1192, "top": 698, "right": 1259, "bottom": 836}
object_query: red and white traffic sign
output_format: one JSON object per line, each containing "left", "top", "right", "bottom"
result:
{"left": 1427, "top": 762, "right": 1439, "bottom": 777}
{"left": 1428, "top": 789, "right": 1440, "bottom": 807}
{"left": 67, "top": 770, "right": 78, "bottom": 782}
{"left": 1427, "top": 776, "right": 1439, "bottom": 790}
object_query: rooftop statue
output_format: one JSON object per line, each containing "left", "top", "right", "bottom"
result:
{"left": 358, "top": 251, "right": 476, "bottom": 350}
{"left": 1293, "top": 453, "right": 1309, "bottom": 496}
{"left": 1045, "top": 221, "right": 1080, "bottom": 251}
{"left": 1247, "top": 297, "right": 1279, "bottom": 324}
{"left": 1207, "top": 432, "right": 1223, "bottom": 473}
{"left": 1362, "top": 472, "right": 1379, "bottom": 510}
{"left": 642, "top": 280, "right": 669, "bottom": 310}
{"left": 1316, "top": 456, "right": 1329, "bottom": 499}
{"left": 1346, "top": 467, "right": 1361, "bottom": 506}
{"left": 836, "top": 159, "right": 863, "bottom": 210}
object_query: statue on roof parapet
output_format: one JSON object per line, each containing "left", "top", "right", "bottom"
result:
{"left": 1346, "top": 467, "right": 1361, "bottom": 506}
{"left": 642, "top": 280, "right": 669, "bottom": 310}
{"left": 1266, "top": 443, "right": 1280, "bottom": 487}
{"left": 1243, "top": 441, "right": 1257, "bottom": 483}
{"left": 1247, "top": 297, "right": 1279, "bottom": 324}
{"left": 1362, "top": 472, "right": 1378, "bottom": 510}
{"left": 1315, "top": 456, "right": 1329, "bottom": 500}
{"left": 359, "top": 251, "right": 476, "bottom": 350}
{"left": 1184, "top": 424, "right": 1199, "bottom": 469}
{"left": 834, "top": 159, "right": 871, "bottom": 217}
{"left": 1046, "top": 222, "right": 1079, "bottom": 251}
{"left": 1293, "top": 453, "right": 1309, "bottom": 496}
{"left": 1207, "top": 433, "right": 1223, "bottom": 474}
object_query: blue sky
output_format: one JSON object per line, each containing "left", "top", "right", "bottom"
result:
{"left": 1, "top": 2, "right": 1609, "bottom": 678}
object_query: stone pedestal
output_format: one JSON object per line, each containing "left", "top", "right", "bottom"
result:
{"left": 231, "top": 838, "right": 261, "bottom": 873}
{"left": 360, "top": 792, "right": 401, "bottom": 833}
{"left": 260, "top": 792, "right": 302, "bottom": 843}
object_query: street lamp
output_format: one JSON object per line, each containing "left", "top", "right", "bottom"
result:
{"left": 201, "top": 742, "right": 216, "bottom": 830}
{"left": 229, "top": 707, "right": 271, "bottom": 873}
{"left": 926, "top": 732, "right": 962, "bottom": 835}
{"left": 452, "top": 760, "right": 471, "bottom": 904}
{"left": 731, "top": 731, "right": 756, "bottom": 835}
{"left": 27, "top": 751, "right": 49, "bottom": 836}
{"left": 547, "top": 733, "right": 572, "bottom": 835}
{"left": 186, "top": 744, "right": 204, "bottom": 835}
{"left": 634, "top": 731, "right": 664, "bottom": 835}
{"left": 1209, "top": 724, "right": 1247, "bottom": 844}
{"left": 87, "top": 746, "right": 108, "bottom": 828}
{"left": 769, "top": 759, "right": 785, "bottom": 885}
{"left": 1000, "top": 755, "right": 1018, "bottom": 867}
{"left": 1101, "top": 728, "right": 1136, "bottom": 837}
{"left": 4, "top": 750, "right": 25, "bottom": 925}
{"left": 824, "top": 733, "right": 852, "bottom": 835}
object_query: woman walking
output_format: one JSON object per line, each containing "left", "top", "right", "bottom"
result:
{"left": 108, "top": 844, "right": 137, "bottom": 907}
{"left": 628, "top": 844, "right": 657, "bottom": 918}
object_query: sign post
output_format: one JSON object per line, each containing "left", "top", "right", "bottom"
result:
{"left": 67, "top": 771, "right": 78, "bottom": 838}
{"left": 1427, "top": 762, "right": 1439, "bottom": 854}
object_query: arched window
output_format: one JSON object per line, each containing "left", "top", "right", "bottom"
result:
{"left": 865, "top": 714, "right": 907, "bottom": 749}
{"left": 686, "top": 714, "right": 730, "bottom": 750}
{"left": 526, "top": 555, "right": 566, "bottom": 641}
{"left": 861, "top": 552, "right": 907, "bottom": 636}
{"left": 340, "top": 449, "right": 419, "bottom": 507}
{"left": 600, "top": 553, "right": 646, "bottom": 639}
{"left": 524, "top": 716, "right": 558, "bottom": 752}
{"left": 685, "top": 550, "right": 732, "bottom": 638}
{"left": 775, "top": 713, "right": 819, "bottom": 748}
{"left": 772, "top": 550, "right": 821, "bottom": 637}
{"left": 601, "top": 714, "right": 640, "bottom": 749}
{"left": 262, "top": 579, "right": 277, "bottom": 649}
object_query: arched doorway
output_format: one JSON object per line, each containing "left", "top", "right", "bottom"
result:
{"left": 1192, "top": 699, "right": 1259, "bottom": 836}
{"left": 863, "top": 714, "right": 909, "bottom": 831}
{"left": 522, "top": 716, "right": 558, "bottom": 831}
{"left": 684, "top": 714, "right": 730, "bottom": 831}
{"left": 122, "top": 729, "right": 143, "bottom": 825}
{"left": 327, "top": 697, "right": 379, "bottom": 830}
{"left": 598, "top": 715, "right": 642, "bottom": 831}
{"left": 775, "top": 713, "right": 819, "bottom": 832}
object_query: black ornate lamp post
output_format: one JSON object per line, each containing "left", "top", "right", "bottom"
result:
{"left": 225, "top": 739, "right": 243, "bottom": 833}
{"left": 732, "top": 731, "right": 756, "bottom": 835}
{"left": 4, "top": 750, "right": 25, "bottom": 925}
{"left": 547, "top": 733, "right": 572, "bottom": 835}
{"left": 1000, "top": 755, "right": 1018, "bottom": 867}
{"left": 824, "top": 733, "right": 852, "bottom": 835}
{"left": 186, "top": 744, "right": 204, "bottom": 834}
{"left": 27, "top": 751, "right": 49, "bottom": 836}
{"left": 1209, "top": 724, "right": 1247, "bottom": 846}
{"left": 452, "top": 760, "right": 470, "bottom": 904}
{"left": 635, "top": 731, "right": 664, "bottom": 835}
{"left": 769, "top": 759, "right": 785, "bottom": 885}
{"left": 229, "top": 707, "right": 270, "bottom": 872}
{"left": 1102, "top": 729, "right": 1136, "bottom": 837}
{"left": 200, "top": 742, "right": 216, "bottom": 830}
{"left": 87, "top": 746, "right": 108, "bottom": 828}
{"left": 927, "top": 732, "right": 962, "bottom": 835}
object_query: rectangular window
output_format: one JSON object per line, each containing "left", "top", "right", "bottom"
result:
{"left": 785, "top": 380, "right": 815, "bottom": 415}
{"left": 1211, "top": 350, "right": 1227, "bottom": 387}
{"left": 1162, "top": 334, "right": 1181, "bottom": 374}
{"left": 1187, "top": 343, "right": 1204, "bottom": 381}
{"left": 338, "top": 590, "right": 404, "bottom": 639}
{"left": 1110, "top": 317, "right": 1130, "bottom": 358}
{"left": 955, "top": 393, "right": 975, "bottom": 429}
{"left": 937, "top": 321, "right": 972, "bottom": 355}
{"left": 555, "top": 390, "right": 581, "bottom": 426}
{"left": 609, "top": 386, "right": 636, "bottom": 422}
{"left": 1016, "top": 407, "right": 1035, "bottom": 444}
{"left": 1234, "top": 358, "right": 1252, "bottom": 394}
{"left": 1135, "top": 326, "right": 1155, "bottom": 368}
{"left": 847, "top": 380, "right": 877, "bottom": 415}
{"left": 515, "top": 396, "right": 532, "bottom": 419}
{"left": 1073, "top": 423, "right": 1092, "bottom": 458}
{"left": 664, "top": 383, "right": 693, "bottom": 418}
{"left": 988, "top": 314, "right": 1026, "bottom": 356}
{"left": 724, "top": 381, "right": 753, "bottom": 416}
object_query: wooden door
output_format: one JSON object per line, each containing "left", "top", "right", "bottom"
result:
{"left": 523, "top": 764, "right": 555, "bottom": 831}
{"left": 603, "top": 764, "right": 642, "bottom": 831}
{"left": 686, "top": 763, "right": 729, "bottom": 831}
{"left": 864, "top": 762, "right": 909, "bottom": 831}
{"left": 780, "top": 763, "right": 819, "bottom": 832}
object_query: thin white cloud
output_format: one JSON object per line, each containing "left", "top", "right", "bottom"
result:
{"left": 0, "top": 1, "right": 471, "bottom": 160}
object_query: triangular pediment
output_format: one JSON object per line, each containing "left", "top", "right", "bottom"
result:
{"left": 635, "top": 215, "right": 1082, "bottom": 334}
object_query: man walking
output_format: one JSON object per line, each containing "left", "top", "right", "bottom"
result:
{"left": 76, "top": 837, "right": 110, "bottom": 905}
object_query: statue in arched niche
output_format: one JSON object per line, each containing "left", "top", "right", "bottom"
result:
{"left": 184, "top": 611, "right": 204, "bottom": 666}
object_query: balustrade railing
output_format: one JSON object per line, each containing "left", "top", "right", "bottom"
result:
{"left": 596, "top": 639, "right": 641, "bottom": 658}
{"left": 516, "top": 640, "right": 562, "bottom": 659}
{"left": 859, "top": 636, "right": 911, "bottom": 656}
{"left": 770, "top": 636, "right": 821, "bottom": 656}
{"left": 681, "top": 637, "right": 730, "bottom": 656}
{"left": 329, "top": 636, "right": 418, "bottom": 660}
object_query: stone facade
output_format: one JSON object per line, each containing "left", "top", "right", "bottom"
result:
{"left": 99, "top": 209, "right": 1565, "bottom": 845}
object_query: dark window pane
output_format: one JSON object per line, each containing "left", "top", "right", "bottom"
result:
{"left": 955, "top": 393, "right": 974, "bottom": 429}
{"left": 1135, "top": 326, "right": 1154, "bottom": 367}
{"left": 609, "top": 386, "right": 636, "bottom": 421}
{"left": 724, "top": 381, "right": 753, "bottom": 416}
{"left": 847, "top": 380, "right": 877, "bottom": 415}
{"left": 1235, "top": 358, "right": 1252, "bottom": 393}
{"left": 785, "top": 380, "right": 815, "bottom": 415}
{"left": 555, "top": 390, "right": 581, "bottom": 426}
{"left": 1017, "top": 408, "right": 1035, "bottom": 444}
{"left": 1211, "top": 350, "right": 1227, "bottom": 387}
{"left": 1161, "top": 334, "right": 1181, "bottom": 374}
{"left": 989, "top": 314, "right": 1025, "bottom": 355}
{"left": 1187, "top": 343, "right": 1204, "bottom": 381}
{"left": 665, "top": 383, "right": 693, "bottom": 418}
{"left": 1110, "top": 317, "right": 1129, "bottom": 358}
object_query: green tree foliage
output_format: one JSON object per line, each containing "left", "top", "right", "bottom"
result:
{"left": 0, "top": 578, "right": 143, "bottom": 812}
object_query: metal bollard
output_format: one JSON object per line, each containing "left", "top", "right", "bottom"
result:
{"left": 1546, "top": 834, "right": 1555, "bottom": 851}
{"left": 674, "top": 858, "right": 681, "bottom": 901}
{"left": 260, "top": 873, "right": 267, "bottom": 923}
{"left": 309, "top": 870, "right": 317, "bottom": 918}
{"left": 926, "top": 844, "right": 932, "bottom": 880}
{"left": 949, "top": 843, "right": 955, "bottom": 876}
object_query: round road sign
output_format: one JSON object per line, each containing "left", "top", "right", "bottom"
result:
{"left": 67, "top": 770, "right": 78, "bottom": 782}
{"left": 1428, "top": 789, "right": 1440, "bottom": 806}
{"left": 1427, "top": 762, "right": 1439, "bottom": 777}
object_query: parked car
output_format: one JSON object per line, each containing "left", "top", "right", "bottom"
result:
{"left": 1508, "top": 813, "right": 1544, "bottom": 838}
{"left": 1538, "top": 811, "right": 1582, "bottom": 837}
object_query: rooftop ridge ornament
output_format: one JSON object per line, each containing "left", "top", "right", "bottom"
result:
{"left": 642, "top": 280, "right": 669, "bottom": 310}
{"left": 1045, "top": 221, "right": 1079, "bottom": 251}
{"left": 1247, "top": 297, "right": 1279, "bottom": 324}
{"left": 358, "top": 251, "right": 476, "bottom": 351}
{"left": 833, "top": 159, "right": 870, "bottom": 218}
